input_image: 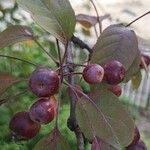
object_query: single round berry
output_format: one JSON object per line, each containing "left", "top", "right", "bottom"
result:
{"left": 103, "top": 60, "right": 125, "bottom": 85}
{"left": 29, "top": 67, "right": 60, "bottom": 97}
{"left": 9, "top": 111, "right": 40, "bottom": 140}
{"left": 29, "top": 96, "right": 58, "bottom": 124}
{"left": 140, "top": 54, "right": 150, "bottom": 69}
{"left": 108, "top": 85, "right": 122, "bottom": 97}
{"left": 83, "top": 64, "right": 104, "bottom": 84}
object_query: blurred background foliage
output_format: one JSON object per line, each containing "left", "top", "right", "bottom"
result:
{"left": 0, "top": 0, "right": 150, "bottom": 149}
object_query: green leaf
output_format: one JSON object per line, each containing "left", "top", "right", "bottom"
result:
{"left": 17, "top": 0, "right": 76, "bottom": 43}
{"left": 0, "top": 25, "right": 34, "bottom": 49}
{"left": 34, "top": 128, "right": 71, "bottom": 150}
{"left": 76, "top": 89, "right": 135, "bottom": 149}
{"left": 0, "top": 73, "right": 20, "bottom": 95}
{"left": 91, "top": 24, "right": 141, "bottom": 81}
{"left": 131, "top": 70, "right": 142, "bottom": 90}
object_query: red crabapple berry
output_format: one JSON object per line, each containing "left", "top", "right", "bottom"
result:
{"left": 9, "top": 111, "right": 40, "bottom": 140}
{"left": 108, "top": 85, "right": 122, "bottom": 97}
{"left": 140, "top": 54, "right": 150, "bottom": 69}
{"left": 29, "top": 67, "right": 60, "bottom": 97}
{"left": 103, "top": 60, "right": 125, "bottom": 85}
{"left": 29, "top": 96, "right": 58, "bottom": 124}
{"left": 83, "top": 64, "right": 104, "bottom": 84}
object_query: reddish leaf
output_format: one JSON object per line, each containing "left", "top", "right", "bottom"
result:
{"left": 126, "top": 140, "right": 147, "bottom": 150}
{"left": 34, "top": 128, "right": 70, "bottom": 150}
{"left": 76, "top": 14, "right": 110, "bottom": 29}
{"left": 91, "top": 136, "right": 117, "bottom": 150}
{"left": 76, "top": 88, "right": 135, "bottom": 149}
{"left": 0, "top": 25, "right": 34, "bottom": 49}
{"left": 0, "top": 73, "right": 20, "bottom": 95}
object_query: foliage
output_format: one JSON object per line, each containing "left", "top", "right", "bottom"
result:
{"left": 0, "top": 0, "right": 149, "bottom": 150}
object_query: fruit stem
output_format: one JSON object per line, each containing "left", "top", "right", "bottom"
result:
{"left": 34, "top": 38, "right": 59, "bottom": 66}
{"left": 56, "top": 64, "right": 86, "bottom": 72}
{"left": 0, "top": 54, "right": 38, "bottom": 67}
{"left": 126, "top": 11, "right": 150, "bottom": 27}
{"left": 63, "top": 72, "right": 83, "bottom": 77}
{"left": 66, "top": 41, "right": 84, "bottom": 150}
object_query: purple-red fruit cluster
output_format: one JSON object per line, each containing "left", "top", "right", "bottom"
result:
{"left": 83, "top": 61, "right": 125, "bottom": 86}
{"left": 9, "top": 67, "right": 59, "bottom": 140}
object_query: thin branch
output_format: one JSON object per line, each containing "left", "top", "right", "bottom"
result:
{"left": 126, "top": 11, "right": 150, "bottom": 27}
{"left": 56, "top": 64, "right": 86, "bottom": 72}
{"left": 56, "top": 39, "right": 62, "bottom": 64}
{"left": 90, "top": 0, "right": 102, "bottom": 34}
{"left": 66, "top": 41, "right": 84, "bottom": 150}
{"left": 71, "top": 35, "right": 93, "bottom": 53}
{"left": 94, "top": 26, "right": 99, "bottom": 38}
{"left": 61, "top": 41, "right": 69, "bottom": 66}
{"left": 34, "top": 38, "right": 59, "bottom": 66}
{"left": 0, "top": 54, "right": 38, "bottom": 67}
{"left": 63, "top": 72, "right": 82, "bottom": 77}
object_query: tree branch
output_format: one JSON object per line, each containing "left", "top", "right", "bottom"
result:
{"left": 66, "top": 41, "right": 84, "bottom": 150}
{"left": 71, "top": 35, "right": 93, "bottom": 53}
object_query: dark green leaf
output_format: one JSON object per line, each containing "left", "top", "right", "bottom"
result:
{"left": 17, "top": 0, "right": 76, "bottom": 43}
{"left": 76, "top": 89, "right": 135, "bottom": 149}
{"left": 34, "top": 128, "right": 71, "bottom": 150}
{"left": 0, "top": 25, "right": 34, "bottom": 49}
{"left": 91, "top": 24, "right": 141, "bottom": 81}
{"left": 0, "top": 73, "right": 20, "bottom": 95}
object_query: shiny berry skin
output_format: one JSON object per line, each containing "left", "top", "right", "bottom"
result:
{"left": 83, "top": 64, "right": 104, "bottom": 84}
{"left": 140, "top": 54, "right": 150, "bottom": 69}
{"left": 103, "top": 60, "right": 125, "bottom": 85}
{"left": 126, "top": 140, "right": 146, "bottom": 150}
{"left": 108, "top": 85, "right": 122, "bottom": 97}
{"left": 9, "top": 111, "right": 40, "bottom": 140}
{"left": 29, "top": 68, "right": 60, "bottom": 97}
{"left": 29, "top": 96, "right": 58, "bottom": 124}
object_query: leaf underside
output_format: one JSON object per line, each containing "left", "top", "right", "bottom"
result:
{"left": 17, "top": 0, "right": 76, "bottom": 43}
{"left": 0, "top": 25, "right": 33, "bottom": 49}
{"left": 76, "top": 88, "right": 135, "bottom": 149}
{"left": 0, "top": 73, "right": 20, "bottom": 95}
{"left": 34, "top": 128, "right": 70, "bottom": 150}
